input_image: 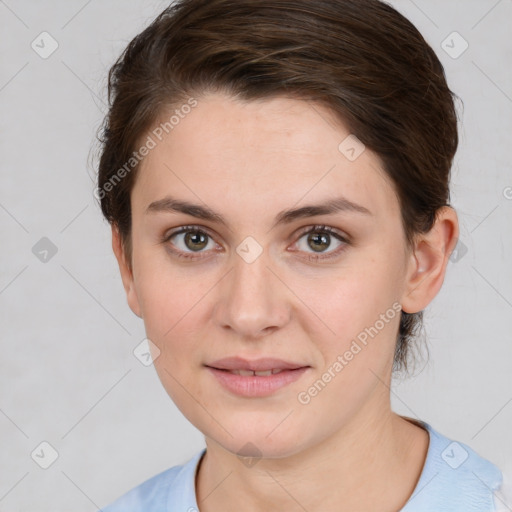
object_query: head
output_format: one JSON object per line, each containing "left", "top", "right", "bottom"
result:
{"left": 96, "top": 0, "right": 459, "bottom": 457}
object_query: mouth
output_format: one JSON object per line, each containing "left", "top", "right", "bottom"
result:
{"left": 209, "top": 368, "right": 290, "bottom": 376}
{"left": 205, "top": 356, "right": 308, "bottom": 372}
{"left": 204, "top": 357, "right": 310, "bottom": 397}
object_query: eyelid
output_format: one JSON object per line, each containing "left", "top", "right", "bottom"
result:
{"left": 163, "top": 223, "right": 217, "bottom": 240}
{"left": 294, "top": 224, "right": 350, "bottom": 242}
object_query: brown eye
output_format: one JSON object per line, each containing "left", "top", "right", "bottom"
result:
{"left": 293, "top": 225, "right": 350, "bottom": 261}
{"left": 183, "top": 230, "right": 209, "bottom": 251}
{"left": 162, "top": 226, "right": 218, "bottom": 260}
{"left": 307, "top": 232, "right": 331, "bottom": 252}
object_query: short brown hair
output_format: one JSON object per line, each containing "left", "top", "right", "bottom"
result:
{"left": 95, "top": 0, "right": 460, "bottom": 374}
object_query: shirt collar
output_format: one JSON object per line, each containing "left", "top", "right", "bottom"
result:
{"left": 165, "top": 418, "right": 502, "bottom": 512}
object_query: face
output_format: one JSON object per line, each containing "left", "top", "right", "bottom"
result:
{"left": 114, "top": 92, "right": 429, "bottom": 459}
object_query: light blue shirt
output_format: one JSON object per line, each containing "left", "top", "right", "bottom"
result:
{"left": 102, "top": 420, "right": 503, "bottom": 511}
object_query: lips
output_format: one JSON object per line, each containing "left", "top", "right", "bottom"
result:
{"left": 204, "top": 356, "right": 310, "bottom": 397}
{"left": 205, "top": 356, "right": 308, "bottom": 373}
{"left": 222, "top": 368, "right": 284, "bottom": 376}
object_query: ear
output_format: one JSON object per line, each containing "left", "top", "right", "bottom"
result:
{"left": 400, "top": 206, "right": 459, "bottom": 314}
{"left": 111, "top": 224, "right": 143, "bottom": 318}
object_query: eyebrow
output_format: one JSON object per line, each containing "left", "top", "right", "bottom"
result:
{"left": 146, "top": 195, "right": 372, "bottom": 229}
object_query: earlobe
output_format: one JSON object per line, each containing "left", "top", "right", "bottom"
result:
{"left": 400, "top": 206, "right": 459, "bottom": 314}
{"left": 111, "top": 224, "right": 143, "bottom": 318}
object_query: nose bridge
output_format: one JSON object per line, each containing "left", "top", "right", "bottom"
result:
{"left": 215, "top": 240, "right": 289, "bottom": 337}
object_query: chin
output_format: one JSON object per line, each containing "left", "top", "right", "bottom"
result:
{"left": 206, "top": 421, "right": 308, "bottom": 461}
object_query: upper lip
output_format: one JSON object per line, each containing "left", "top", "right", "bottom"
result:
{"left": 206, "top": 356, "right": 308, "bottom": 372}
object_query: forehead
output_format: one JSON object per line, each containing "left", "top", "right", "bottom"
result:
{"left": 132, "top": 92, "right": 399, "bottom": 227}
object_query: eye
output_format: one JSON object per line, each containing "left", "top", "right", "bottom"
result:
{"left": 161, "top": 224, "right": 350, "bottom": 262}
{"left": 292, "top": 224, "right": 350, "bottom": 261}
{"left": 162, "top": 225, "right": 219, "bottom": 260}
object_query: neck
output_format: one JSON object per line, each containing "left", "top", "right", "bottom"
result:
{"left": 195, "top": 390, "right": 429, "bottom": 512}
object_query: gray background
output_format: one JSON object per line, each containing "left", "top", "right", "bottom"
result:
{"left": 0, "top": 0, "right": 511, "bottom": 510}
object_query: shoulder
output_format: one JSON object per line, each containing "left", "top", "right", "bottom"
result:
{"left": 493, "top": 467, "right": 512, "bottom": 512}
{"left": 402, "top": 420, "right": 504, "bottom": 512}
{"left": 101, "top": 466, "right": 181, "bottom": 512}
{"left": 101, "top": 449, "right": 205, "bottom": 512}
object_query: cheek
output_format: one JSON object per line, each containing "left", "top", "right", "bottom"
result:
{"left": 289, "top": 262, "right": 404, "bottom": 404}
{"left": 293, "top": 276, "right": 401, "bottom": 425}
{"left": 296, "top": 260, "right": 401, "bottom": 343}
{"left": 132, "top": 241, "right": 201, "bottom": 335}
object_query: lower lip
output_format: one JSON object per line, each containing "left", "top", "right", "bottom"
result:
{"left": 206, "top": 367, "right": 310, "bottom": 397}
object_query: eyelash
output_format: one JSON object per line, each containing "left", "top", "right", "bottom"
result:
{"left": 161, "top": 224, "right": 350, "bottom": 262}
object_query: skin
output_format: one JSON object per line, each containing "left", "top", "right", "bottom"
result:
{"left": 112, "top": 92, "right": 459, "bottom": 511}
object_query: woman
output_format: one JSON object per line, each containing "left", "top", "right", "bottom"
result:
{"left": 96, "top": 0, "right": 505, "bottom": 510}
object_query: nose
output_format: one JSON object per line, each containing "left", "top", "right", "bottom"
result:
{"left": 213, "top": 246, "right": 291, "bottom": 340}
